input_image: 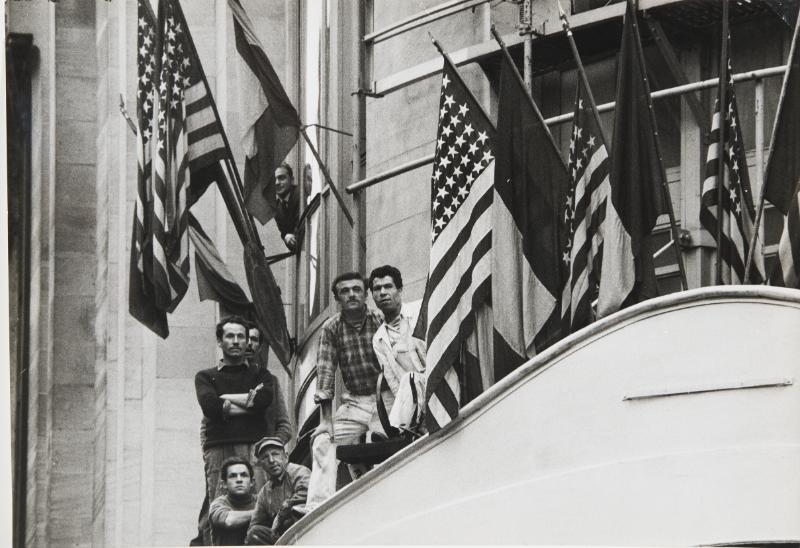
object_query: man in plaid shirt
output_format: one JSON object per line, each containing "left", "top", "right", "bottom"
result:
{"left": 314, "top": 271, "right": 385, "bottom": 443}
{"left": 304, "top": 272, "right": 386, "bottom": 510}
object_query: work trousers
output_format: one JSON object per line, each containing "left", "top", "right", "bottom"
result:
{"left": 304, "top": 393, "right": 383, "bottom": 510}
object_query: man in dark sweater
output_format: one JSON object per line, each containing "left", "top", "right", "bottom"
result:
{"left": 195, "top": 316, "right": 275, "bottom": 545}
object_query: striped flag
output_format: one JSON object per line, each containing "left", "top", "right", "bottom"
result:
{"left": 229, "top": 0, "right": 301, "bottom": 225}
{"left": 699, "top": 42, "right": 764, "bottom": 284}
{"left": 129, "top": 0, "right": 168, "bottom": 337}
{"left": 492, "top": 54, "right": 568, "bottom": 378}
{"left": 423, "top": 57, "right": 495, "bottom": 432}
{"left": 561, "top": 80, "right": 614, "bottom": 332}
{"left": 149, "top": 0, "right": 232, "bottom": 313}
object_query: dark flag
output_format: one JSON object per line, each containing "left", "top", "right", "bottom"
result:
{"left": 129, "top": 0, "right": 168, "bottom": 337}
{"left": 699, "top": 36, "right": 764, "bottom": 284}
{"left": 188, "top": 214, "right": 254, "bottom": 317}
{"left": 765, "top": 16, "right": 800, "bottom": 287}
{"left": 493, "top": 55, "right": 568, "bottom": 379}
{"left": 229, "top": 0, "right": 301, "bottom": 225}
{"left": 771, "top": 190, "right": 800, "bottom": 287}
{"left": 608, "top": 0, "right": 664, "bottom": 307}
{"left": 764, "top": 15, "right": 800, "bottom": 216}
{"left": 423, "top": 57, "right": 495, "bottom": 432}
{"left": 560, "top": 80, "right": 616, "bottom": 333}
{"left": 243, "top": 242, "right": 292, "bottom": 366}
{"left": 762, "top": 0, "right": 800, "bottom": 29}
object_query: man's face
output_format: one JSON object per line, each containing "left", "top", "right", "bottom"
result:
{"left": 259, "top": 447, "right": 287, "bottom": 479}
{"left": 218, "top": 322, "right": 247, "bottom": 360}
{"left": 247, "top": 328, "right": 261, "bottom": 354}
{"left": 224, "top": 463, "right": 252, "bottom": 497}
{"left": 371, "top": 275, "right": 402, "bottom": 316}
{"left": 274, "top": 167, "right": 293, "bottom": 198}
{"left": 335, "top": 278, "right": 366, "bottom": 312}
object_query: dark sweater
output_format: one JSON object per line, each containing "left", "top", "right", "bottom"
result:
{"left": 195, "top": 362, "right": 275, "bottom": 449}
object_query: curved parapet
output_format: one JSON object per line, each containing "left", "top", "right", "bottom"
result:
{"left": 282, "top": 287, "right": 800, "bottom": 545}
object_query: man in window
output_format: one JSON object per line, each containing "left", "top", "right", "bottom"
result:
{"left": 209, "top": 456, "right": 257, "bottom": 546}
{"left": 274, "top": 163, "right": 302, "bottom": 252}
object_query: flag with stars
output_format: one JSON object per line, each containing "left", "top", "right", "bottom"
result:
{"left": 699, "top": 38, "right": 764, "bottom": 285}
{"left": 560, "top": 80, "right": 615, "bottom": 332}
{"left": 423, "top": 56, "right": 495, "bottom": 432}
{"left": 149, "top": 0, "right": 232, "bottom": 313}
{"left": 129, "top": 0, "right": 169, "bottom": 337}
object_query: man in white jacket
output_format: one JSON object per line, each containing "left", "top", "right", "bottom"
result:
{"left": 368, "top": 265, "right": 426, "bottom": 433}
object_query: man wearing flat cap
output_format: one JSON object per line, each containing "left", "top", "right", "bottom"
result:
{"left": 245, "top": 437, "right": 311, "bottom": 545}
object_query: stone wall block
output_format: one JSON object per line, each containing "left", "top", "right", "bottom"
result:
{"left": 54, "top": 253, "right": 97, "bottom": 296}
{"left": 54, "top": 119, "right": 97, "bottom": 164}
{"left": 52, "top": 296, "right": 96, "bottom": 385}
{"left": 52, "top": 384, "right": 94, "bottom": 431}
{"left": 155, "top": 326, "right": 216, "bottom": 379}
{"left": 55, "top": 28, "right": 97, "bottom": 78}
{"left": 51, "top": 430, "right": 93, "bottom": 476}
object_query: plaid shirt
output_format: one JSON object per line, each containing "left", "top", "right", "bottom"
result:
{"left": 315, "top": 307, "right": 384, "bottom": 399}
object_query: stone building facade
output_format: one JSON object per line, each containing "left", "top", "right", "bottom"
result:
{"left": 7, "top": 0, "right": 793, "bottom": 546}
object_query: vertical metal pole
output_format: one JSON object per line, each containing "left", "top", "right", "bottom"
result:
{"left": 715, "top": 0, "right": 729, "bottom": 285}
{"left": 522, "top": 0, "right": 533, "bottom": 91}
{"left": 753, "top": 78, "right": 765, "bottom": 269}
{"left": 351, "top": 0, "right": 366, "bottom": 272}
{"left": 289, "top": 0, "right": 303, "bottom": 341}
{"left": 630, "top": 3, "right": 688, "bottom": 290}
{"left": 747, "top": 13, "right": 800, "bottom": 278}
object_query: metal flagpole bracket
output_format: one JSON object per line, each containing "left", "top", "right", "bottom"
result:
{"left": 351, "top": 88, "right": 385, "bottom": 99}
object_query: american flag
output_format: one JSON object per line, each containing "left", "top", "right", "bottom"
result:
{"left": 424, "top": 57, "right": 495, "bottom": 432}
{"left": 130, "top": 0, "right": 169, "bottom": 337}
{"left": 149, "top": 0, "right": 231, "bottom": 312}
{"left": 561, "top": 81, "right": 612, "bottom": 333}
{"left": 700, "top": 52, "right": 764, "bottom": 285}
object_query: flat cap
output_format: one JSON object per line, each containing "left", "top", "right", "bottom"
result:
{"left": 254, "top": 436, "right": 285, "bottom": 457}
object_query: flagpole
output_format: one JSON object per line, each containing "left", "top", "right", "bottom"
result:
{"left": 299, "top": 127, "right": 354, "bottom": 226}
{"left": 490, "top": 25, "right": 567, "bottom": 173}
{"left": 557, "top": 1, "right": 609, "bottom": 145}
{"left": 428, "top": 34, "right": 498, "bottom": 135}
{"left": 715, "top": 0, "right": 730, "bottom": 285}
{"left": 629, "top": 0, "right": 688, "bottom": 291}
{"left": 746, "top": 11, "right": 800, "bottom": 279}
{"left": 172, "top": 0, "right": 262, "bottom": 248}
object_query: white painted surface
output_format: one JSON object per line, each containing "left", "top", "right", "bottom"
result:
{"left": 283, "top": 287, "right": 800, "bottom": 545}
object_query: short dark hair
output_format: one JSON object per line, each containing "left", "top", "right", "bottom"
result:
{"left": 369, "top": 265, "right": 403, "bottom": 291}
{"left": 215, "top": 315, "right": 250, "bottom": 340}
{"left": 331, "top": 272, "right": 366, "bottom": 298}
{"left": 247, "top": 326, "right": 261, "bottom": 343}
{"left": 276, "top": 162, "right": 294, "bottom": 180}
{"left": 220, "top": 456, "right": 253, "bottom": 480}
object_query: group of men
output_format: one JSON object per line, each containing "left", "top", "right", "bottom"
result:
{"left": 192, "top": 318, "right": 309, "bottom": 545}
{"left": 191, "top": 262, "right": 426, "bottom": 544}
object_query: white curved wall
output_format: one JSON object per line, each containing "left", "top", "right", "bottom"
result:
{"left": 285, "top": 288, "right": 800, "bottom": 545}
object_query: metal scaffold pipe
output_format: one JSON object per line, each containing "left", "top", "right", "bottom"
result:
{"left": 346, "top": 64, "right": 787, "bottom": 194}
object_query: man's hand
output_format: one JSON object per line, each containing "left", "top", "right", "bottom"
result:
{"left": 220, "top": 393, "right": 249, "bottom": 407}
{"left": 284, "top": 233, "right": 297, "bottom": 250}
